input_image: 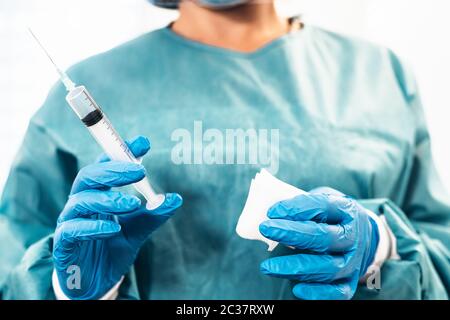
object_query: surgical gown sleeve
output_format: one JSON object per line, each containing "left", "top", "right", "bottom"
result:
{"left": 0, "top": 86, "right": 77, "bottom": 299}
{"left": 355, "top": 54, "right": 450, "bottom": 300}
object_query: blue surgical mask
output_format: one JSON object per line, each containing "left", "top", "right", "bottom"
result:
{"left": 148, "top": 0, "right": 179, "bottom": 9}
{"left": 148, "top": 0, "right": 250, "bottom": 9}
{"left": 198, "top": 0, "right": 250, "bottom": 8}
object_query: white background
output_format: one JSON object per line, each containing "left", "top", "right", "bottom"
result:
{"left": 0, "top": 0, "right": 449, "bottom": 192}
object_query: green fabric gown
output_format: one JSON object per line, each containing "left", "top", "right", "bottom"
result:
{"left": 1, "top": 25, "right": 449, "bottom": 299}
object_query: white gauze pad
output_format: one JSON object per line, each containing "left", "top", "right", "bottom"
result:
{"left": 236, "top": 169, "right": 306, "bottom": 251}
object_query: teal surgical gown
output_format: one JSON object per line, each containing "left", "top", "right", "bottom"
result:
{"left": 1, "top": 25, "right": 449, "bottom": 299}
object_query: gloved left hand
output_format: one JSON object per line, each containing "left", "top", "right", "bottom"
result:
{"left": 259, "top": 187, "right": 379, "bottom": 300}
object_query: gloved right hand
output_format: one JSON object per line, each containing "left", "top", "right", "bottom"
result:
{"left": 53, "top": 136, "right": 182, "bottom": 300}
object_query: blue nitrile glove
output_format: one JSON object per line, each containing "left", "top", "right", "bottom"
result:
{"left": 53, "top": 136, "right": 182, "bottom": 300}
{"left": 259, "top": 187, "right": 379, "bottom": 300}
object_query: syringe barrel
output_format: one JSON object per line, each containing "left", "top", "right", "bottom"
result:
{"left": 65, "top": 86, "right": 97, "bottom": 120}
{"left": 65, "top": 86, "right": 165, "bottom": 210}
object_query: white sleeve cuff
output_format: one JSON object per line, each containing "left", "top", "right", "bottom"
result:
{"left": 364, "top": 209, "right": 400, "bottom": 270}
{"left": 52, "top": 270, "right": 123, "bottom": 300}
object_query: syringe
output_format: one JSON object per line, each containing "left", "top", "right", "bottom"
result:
{"left": 29, "top": 28, "right": 165, "bottom": 210}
